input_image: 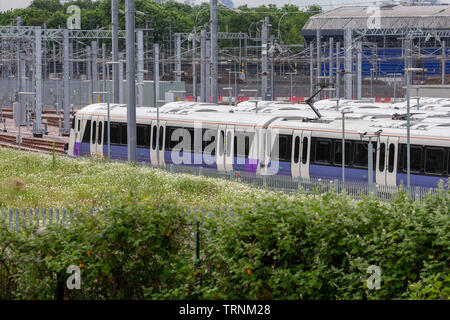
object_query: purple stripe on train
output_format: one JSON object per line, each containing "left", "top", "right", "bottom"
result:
{"left": 73, "top": 142, "right": 81, "bottom": 156}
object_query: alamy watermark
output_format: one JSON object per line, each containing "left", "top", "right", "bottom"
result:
{"left": 366, "top": 265, "right": 381, "bottom": 290}
{"left": 366, "top": 6, "right": 382, "bottom": 29}
{"left": 67, "top": 5, "right": 81, "bottom": 30}
{"left": 66, "top": 265, "right": 81, "bottom": 290}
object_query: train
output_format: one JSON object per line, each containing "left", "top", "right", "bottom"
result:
{"left": 68, "top": 101, "right": 450, "bottom": 188}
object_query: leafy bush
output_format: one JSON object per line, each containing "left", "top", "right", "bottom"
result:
{"left": 0, "top": 197, "right": 193, "bottom": 299}
{"left": 0, "top": 189, "right": 448, "bottom": 300}
{"left": 195, "top": 191, "right": 449, "bottom": 299}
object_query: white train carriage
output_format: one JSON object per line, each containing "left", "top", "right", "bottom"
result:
{"left": 69, "top": 103, "right": 450, "bottom": 188}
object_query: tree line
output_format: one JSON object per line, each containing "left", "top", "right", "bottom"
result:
{"left": 0, "top": 0, "right": 322, "bottom": 45}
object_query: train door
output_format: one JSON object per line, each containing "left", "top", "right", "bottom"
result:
{"left": 150, "top": 120, "right": 166, "bottom": 165}
{"left": 291, "top": 130, "right": 302, "bottom": 177}
{"left": 96, "top": 117, "right": 104, "bottom": 156}
{"left": 255, "top": 128, "right": 265, "bottom": 175}
{"left": 262, "top": 127, "right": 277, "bottom": 176}
{"left": 385, "top": 137, "right": 399, "bottom": 186}
{"left": 90, "top": 116, "right": 99, "bottom": 156}
{"left": 216, "top": 125, "right": 226, "bottom": 171}
{"left": 299, "top": 130, "right": 311, "bottom": 180}
{"left": 376, "top": 136, "right": 398, "bottom": 186}
{"left": 224, "top": 125, "right": 234, "bottom": 172}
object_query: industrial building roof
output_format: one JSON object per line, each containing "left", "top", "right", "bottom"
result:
{"left": 302, "top": 4, "right": 450, "bottom": 31}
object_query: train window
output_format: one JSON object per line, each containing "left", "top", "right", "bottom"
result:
{"left": 120, "top": 123, "right": 127, "bottom": 145}
{"left": 294, "top": 136, "right": 300, "bottom": 163}
{"left": 82, "top": 120, "right": 91, "bottom": 143}
{"left": 202, "top": 129, "right": 216, "bottom": 156}
{"left": 399, "top": 145, "right": 422, "bottom": 173}
{"left": 379, "top": 143, "right": 385, "bottom": 172}
{"left": 314, "top": 139, "right": 331, "bottom": 164}
{"left": 98, "top": 122, "right": 103, "bottom": 145}
{"left": 166, "top": 126, "right": 183, "bottom": 151}
{"left": 425, "top": 148, "right": 445, "bottom": 175}
{"left": 388, "top": 144, "right": 395, "bottom": 173}
{"left": 234, "top": 133, "right": 243, "bottom": 158}
{"left": 137, "top": 125, "right": 150, "bottom": 148}
{"left": 152, "top": 125, "right": 157, "bottom": 149}
{"left": 109, "top": 123, "right": 120, "bottom": 145}
{"left": 233, "top": 133, "right": 252, "bottom": 159}
{"left": 92, "top": 121, "right": 96, "bottom": 145}
{"left": 334, "top": 141, "right": 351, "bottom": 165}
{"left": 159, "top": 126, "right": 164, "bottom": 151}
{"left": 275, "top": 135, "right": 292, "bottom": 162}
{"left": 77, "top": 119, "right": 81, "bottom": 132}
{"left": 353, "top": 142, "right": 376, "bottom": 169}
{"left": 71, "top": 117, "right": 75, "bottom": 130}
{"left": 302, "top": 137, "right": 308, "bottom": 165}
{"left": 245, "top": 135, "right": 251, "bottom": 159}
{"left": 448, "top": 150, "right": 450, "bottom": 174}
{"left": 353, "top": 142, "right": 367, "bottom": 168}
{"left": 103, "top": 122, "right": 108, "bottom": 144}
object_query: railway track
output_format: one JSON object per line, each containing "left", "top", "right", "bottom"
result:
{"left": 0, "top": 132, "right": 65, "bottom": 154}
{"left": 0, "top": 108, "right": 74, "bottom": 127}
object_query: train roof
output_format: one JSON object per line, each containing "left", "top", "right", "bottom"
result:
{"left": 76, "top": 102, "right": 450, "bottom": 140}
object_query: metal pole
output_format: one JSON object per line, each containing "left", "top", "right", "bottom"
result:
{"left": 34, "top": 27, "right": 43, "bottom": 137}
{"left": 316, "top": 29, "right": 321, "bottom": 96}
{"left": 19, "top": 52, "right": 26, "bottom": 125}
{"left": 112, "top": 0, "right": 120, "bottom": 103}
{"left": 119, "top": 56, "right": 124, "bottom": 104}
{"left": 261, "top": 17, "right": 269, "bottom": 101}
{"left": 102, "top": 43, "right": 106, "bottom": 102}
{"left": 342, "top": 114, "right": 345, "bottom": 182}
{"left": 406, "top": 68, "right": 411, "bottom": 188}
{"left": 107, "top": 81, "right": 111, "bottom": 158}
{"left": 87, "top": 45, "right": 92, "bottom": 103}
{"left": 192, "top": 34, "right": 197, "bottom": 101}
{"left": 175, "top": 34, "right": 181, "bottom": 82}
{"left": 63, "top": 29, "right": 70, "bottom": 136}
{"left": 154, "top": 43, "right": 160, "bottom": 105}
{"left": 206, "top": 39, "right": 211, "bottom": 102}
{"left": 270, "top": 38, "right": 275, "bottom": 101}
{"left": 210, "top": 0, "right": 218, "bottom": 103}
{"left": 169, "top": 11, "right": 172, "bottom": 73}
{"left": 91, "top": 41, "right": 98, "bottom": 103}
{"left": 336, "top": 42, "right": 340, "bottom": 99}
{"left": 234, "top": 65, "right": 238, "bottom": 106}
{"left": 368, "top": 136, "right": 373, "bottom": 184}
{"left": 126, "top": 0, "right": 137, "bottom": 162}
{"left": 309, "top": 41, "right": 314, "bottom": 97}
{"left": 137, "top": 30, "right": 144, "bottom": 106}
{"left": 329, "top": 37, "right": 334, "bottom": 98}
{"left": 200, "top": 29, "right": 206, "bottom": 103}
{"left": 154, "top": 43, "right": 160, "bottom": 166}
{"left": 442, "top": 41, "right": 446, "bottom": 85}
{"left": 344, "top": 28, "right": 352, "bottom": 99}
{"left": 290, "top": 73, "right": 293, "bottom": 102}
{"left": 357, "top": 41, "right": 362, "bottom": 100}
{"left": 228, "top": 70, "right": 231, "bottom": 106}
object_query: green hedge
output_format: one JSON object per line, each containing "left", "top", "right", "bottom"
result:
{"left": 0, "top": 191, "right": 448, "bottom": 300}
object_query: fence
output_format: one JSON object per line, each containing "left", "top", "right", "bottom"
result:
{"left": 151, "top": 162, "right": 442, "bottom": 202}
{"left": 0, "top": 79, "right": 186, "bottom": 109}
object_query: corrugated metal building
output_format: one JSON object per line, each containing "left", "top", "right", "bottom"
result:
{"left": 301, "top": 4, "right": 450, "bottom": 76}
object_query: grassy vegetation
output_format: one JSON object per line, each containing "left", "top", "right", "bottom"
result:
{"left": 0, "top": 147, "right": 295, "bottom": 208}
{"left": 0, "top": 147, "right": 448, "bottom": 300}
